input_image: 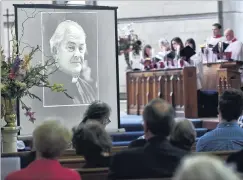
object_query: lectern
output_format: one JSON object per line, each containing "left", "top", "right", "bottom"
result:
{"left": 202, "top": 61, "right": 242, "bottom": 95}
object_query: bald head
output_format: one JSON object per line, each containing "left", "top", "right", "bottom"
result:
{"left": 224, "top": 28, "right": 235, "bottom": 41}
{"left": 143, "top": 98, "right": 175, "bottom": 138}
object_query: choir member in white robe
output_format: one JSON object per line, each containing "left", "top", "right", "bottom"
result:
{"left": 205, "top": 23, "right": 225, "bottom": 46}
{"left": 224, "top": 29, "right": 243, "bottom": 61}
{"left": 156, "top": 38, "right": 173, "bottom": 69}
{"left": 171, "top": 37, "right": 184, "bottom": 68}
{"left": 184, "top": 38, "right": 203, "bottom": 90}
{"left": 158, "top": 38, "right": 171, "bottom": 57}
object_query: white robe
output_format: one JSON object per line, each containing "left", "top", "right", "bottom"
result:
{"left": 206, "top": 36, "right": 225, "bottom": 46}
{"left": 224, "top": 39, "right": 243, "bottom": 61}
{"left": 191, "top": 54, "right": 203, "bottom": 90}
{"left": 179, "top": 54, "right": 203, "bottom": 90}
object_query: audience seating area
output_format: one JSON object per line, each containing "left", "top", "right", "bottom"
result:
{"left": 1, "top": 150, "right": 237, "bottom": 180}
{"left": 112, "top": 114, "right": 208, "bottom": 146}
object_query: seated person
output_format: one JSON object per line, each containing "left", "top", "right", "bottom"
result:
{"left": 238, "top": 115, "right": 243, "bottom": 128}
{"left": 170, "top": 118, "right": 196, "bottom": 151}
{"left": 196, "top": 89, "right": 243, "bottom": 152}
{"left": 226, "top": 149, "right": 243, "bottom": 173}
{"left": 109, "top": 99, "right": 188, "bottom": 179}
{"left": 80, "top": 100, "right": 111, "bottom": 127}
{"left": 72, "top": 121, "right": 112, "bottom": 168}
{"left": 128, "top": 138, "right": 146, "bottom": 148}
{"left": 173, "top": 155, "right": 241, "bottom": 180}
{"left": 6, "top": 121, "right": 80, "bottom": 180}
{"left": 133, "top": 118, "right": 196, "bottom": 150}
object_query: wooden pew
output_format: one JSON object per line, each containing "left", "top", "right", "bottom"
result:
{"left": 59, "top": 150, "right": 236, "bottom": 169}
{"left": 60, "top": 146, "right": 128, "bottom": 159}
{"left": 1, "top": 149, "right": 237, "bottom": 170}
{"left": 126, "top": 67, "right": 198, "bottom": 118}
{"left": 76, "top": 168, "right": 108, "bottom": 180}
{"left": 76, "top": 168, "right": 172, "bottom": 180}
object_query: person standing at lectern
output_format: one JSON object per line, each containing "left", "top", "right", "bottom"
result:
{"left": 223, "top": 29, "right": 243, "bottom": 61}
{"left": 206, "top": 23, "right": 225, "bottom": 46}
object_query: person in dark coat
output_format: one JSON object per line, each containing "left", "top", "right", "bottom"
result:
{"left": 109, "top": 98, "right": 188, "bottom": 179}
{"left": 72, "top": 121, "right": 112, "bottom": 168}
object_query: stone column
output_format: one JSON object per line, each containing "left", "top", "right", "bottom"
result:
{"left": 1, "top": 126, "right": 21, "bottom": 153}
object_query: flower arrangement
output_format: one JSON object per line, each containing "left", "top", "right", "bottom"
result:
{"left": 118, "top": 24, "right": 142, "bottom": 70}
{"left": 1, "top": 38, "right": 72, "bottom": 126}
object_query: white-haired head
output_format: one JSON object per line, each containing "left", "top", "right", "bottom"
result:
{"left": 49, "top": 20, "right": 88, "bottom": 78}
{"left": 50, "top": 20, "right": 86, "bottom": 56}
{"left": 33, "top": 120, "right": 72, "bottom": 159}
{"left": 159, "top": 38, "right": 170, "bottom": 51}
{"left": 173, "top": 155, "right": 241, "bottom": 180}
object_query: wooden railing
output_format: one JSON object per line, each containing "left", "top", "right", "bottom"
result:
{"left": 126, "top": 67, "right": 198, "bottom": 118}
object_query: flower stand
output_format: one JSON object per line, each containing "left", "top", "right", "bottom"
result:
{"left": 1, "top": 126, "right": 21, "bottom": 153}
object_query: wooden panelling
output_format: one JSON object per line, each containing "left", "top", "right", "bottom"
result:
{"left": 127, "top": 67, "right": 198, "bottom": 118}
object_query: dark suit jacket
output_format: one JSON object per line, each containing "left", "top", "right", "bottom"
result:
{"left": 83, "top": 155, "right": 111, "bottom": 168}
{"left": 226, "top": 149, "right": 243, "bottom": 173}
{"left": 109, "top": 136, "right": 188, "bottom": 179}
{"left": 6, "top": 159, "right": 81, "bottom": 180}
{"left": 44, "top": 70, "right": 96, "bottom": 106}
{"left": 128, "top": 139, "right": 147, "bottom": 148}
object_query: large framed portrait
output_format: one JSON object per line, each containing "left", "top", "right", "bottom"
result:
{"left": 14, "top": 4, "right": 120, "bottom": 135}
{"left": 42, "top": 12, "right": 99, "bottom": 107}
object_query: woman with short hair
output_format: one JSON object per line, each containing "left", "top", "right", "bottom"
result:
{"left": 81, "top": 100, "right": 111, "bottom": 127}
{"left": 170, "top": 118, "right": 196, "bottom": 151}
{"left": 6, "top": 121, "right": 80, "bottom": 180}
{"left": 72, "top": 121, "right": 112, "bottom": 168}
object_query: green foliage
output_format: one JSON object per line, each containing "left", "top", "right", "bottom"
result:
{"left": 1, "top": 40, "right": 73, "bottom": 122}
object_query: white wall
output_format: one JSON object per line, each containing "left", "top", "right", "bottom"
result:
{"left": 1, "top": 1, "right": 52, "bottom": 57}
{"left": 98, "top": 1, "right": 219, "bottom": 93}
{"left": 222, "top": 1, "right": 243, "bottom": 42}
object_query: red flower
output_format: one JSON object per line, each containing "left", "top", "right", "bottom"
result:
{"left": 9, "top": 69, "right": 15, "bottom": 79}
{"left": 160, "top": 62, "right": 165, "bottom": 68}
{"left": 180, "top": 59, "right": 184, "bottom": 67}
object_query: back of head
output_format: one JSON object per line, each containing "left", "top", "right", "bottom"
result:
{"left": 170, "top": 118, "right": 196, "bottom": 151}
{"left": 218, "top": 89, "right": 243, "bottom": 122}
{"left": 72, "top": 121, "right": 112, "bottom": 158}
{"left": 174, "top": 155, "right": 240, "bottom": 180}
{"left": 33, "top": 120, "right": 71, "bottom": 159}
{"left": 82, "top": 100, "right": 111, "bottom": 125}
{"left": 143, "top": 98, "right": 175, "bottom": 137}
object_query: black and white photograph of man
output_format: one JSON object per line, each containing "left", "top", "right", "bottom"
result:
{"left": 41, "top": 12, "right": 98, "bottom": 107}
